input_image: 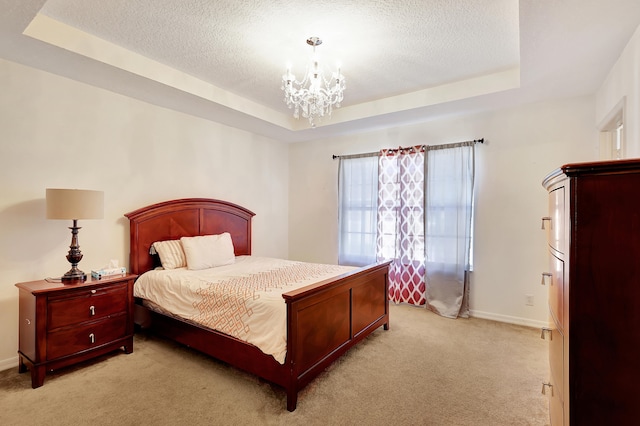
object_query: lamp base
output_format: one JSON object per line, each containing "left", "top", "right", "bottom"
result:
{"left": 61, "top": 220, "right": 86, "bottom": 284}
{"left": 61, "top": 268, "right": 87, "bottom": 283}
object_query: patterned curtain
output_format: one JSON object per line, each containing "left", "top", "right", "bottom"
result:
{"left": 377, "top": 146, "right": 426, "bottom": 305}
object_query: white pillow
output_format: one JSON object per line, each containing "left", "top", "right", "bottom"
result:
{"left": 152, "top": 239, "right": 186, "bottom": 269}
{"left": 181, "top": 233, "right": 235, "bottom": 270}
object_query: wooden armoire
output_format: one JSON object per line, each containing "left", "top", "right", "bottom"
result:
{"left": 541, "top": 159, "right": 640, "bottom": 425}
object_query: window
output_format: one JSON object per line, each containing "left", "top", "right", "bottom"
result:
{"left": 337, "top": 155, "right": 378, "bottom": 266}
{"left": 377, "top": 149, "right": 426, "bottom": 264}
{"left": 424, "top": 146, "right": 475, "bottom": 271}
{"left": 337, "top": 142, "right": 475, "bottom": 317}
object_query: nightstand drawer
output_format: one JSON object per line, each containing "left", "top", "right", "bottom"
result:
{"left": 47, "top": 313, "right": 128, "bottom": 360}
{"left": 48, "top": 284, "right": 127, "bottom": 330}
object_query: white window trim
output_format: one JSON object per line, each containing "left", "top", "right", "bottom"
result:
{"left": 598, "top": 97, "right": 626, "bottom": 160}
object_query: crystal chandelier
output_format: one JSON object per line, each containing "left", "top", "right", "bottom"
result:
{"left": 281, "top": 37, "right": 345, "bottom": 128}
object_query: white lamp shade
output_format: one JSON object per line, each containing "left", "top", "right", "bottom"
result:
{"left": 46, "top": 188, "right": 104, "bottom": 220}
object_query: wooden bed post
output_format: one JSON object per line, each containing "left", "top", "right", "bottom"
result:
{"left": 285, "top": 297, "right": 298, "bottom": 411}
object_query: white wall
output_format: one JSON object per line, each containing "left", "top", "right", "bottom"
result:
{"left": 8, "top": 19, "right": 640, "bottom": 369}
{"left": 596, "top": 24, "right": 640, "bottom": 157}
{"left": 289, "top": 96, "right": 596, "bottom": 327}
{"left": 0, "top": 59, "right": 290, "bottom": 369}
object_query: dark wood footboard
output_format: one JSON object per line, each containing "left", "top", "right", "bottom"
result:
{"left": 283, "top": 261, "right": 390, "bottom": 410}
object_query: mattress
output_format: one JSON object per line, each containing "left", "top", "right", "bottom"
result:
{"left": 134, "top": 256, "right": 355, "bottom": 363}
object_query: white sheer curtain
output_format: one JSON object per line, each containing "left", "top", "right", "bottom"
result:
{"left": 338, "top": 155, "right": 378, "bottom": 266}
{"left": 424, "top": 143, "right": 475, "bottom": 318}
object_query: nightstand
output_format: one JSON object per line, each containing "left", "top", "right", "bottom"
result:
{"left": 15, "top": 273, "right": 137, "bottom": 388}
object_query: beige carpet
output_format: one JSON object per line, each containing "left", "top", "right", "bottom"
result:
{"left": 0, "top": 304, "right": 549, "bottom": 426}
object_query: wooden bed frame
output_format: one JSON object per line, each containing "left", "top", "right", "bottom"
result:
{"left": 125, "top": 198, "right": 390, "bottom": 411}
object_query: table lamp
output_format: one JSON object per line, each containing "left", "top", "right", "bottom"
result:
{"left": 46, "top": 188, "right": 104, "bottom": 283}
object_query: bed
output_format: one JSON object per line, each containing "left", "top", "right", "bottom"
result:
{"left": 125, "top": 198, "right": 390, "bottom": 411}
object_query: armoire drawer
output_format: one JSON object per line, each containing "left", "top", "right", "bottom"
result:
{"left": 548, "top": 372, "right": 564, "bottom": 426}
{"left": 548, "top": 253, "right": 564, "bottom": 328}
{"left": 548, "top": 321, "right": 564, "bottom": 405}
{"left": 544, "top": 315, "right": 564, "bottom": 425}
{"left": 547, "top": 186, "right": 565, "bottom": 254}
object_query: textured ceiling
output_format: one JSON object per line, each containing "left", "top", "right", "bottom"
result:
{"left": 1, "top": 0, "right": 640, "bottom": 142}
{"left": 39, "top": 0, "right": 520, "bottom": 107}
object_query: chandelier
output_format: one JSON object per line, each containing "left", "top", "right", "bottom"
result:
{"left": 281, "top": 37, "right": 345, "bottom": 128}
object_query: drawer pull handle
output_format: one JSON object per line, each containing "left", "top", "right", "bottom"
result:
{"left": 541, "top": 382, "right": 553, "bottom": 396}
{"left": 540, "top": 327, "right": 552, "bottom": 340}
{"left": 541, "top": 272, "right": 552, "bottom": 285}
{"left": 541, "top": 217, "right": 551, "bottom": 230}
{"left": 89, "top": 333, "right": 95, "bottom": 344}
{"left": 91, "top": 290, "right": 97, "bottom": 294}
{"left": 89, "top": 305, "right": 96, "bottom": 316}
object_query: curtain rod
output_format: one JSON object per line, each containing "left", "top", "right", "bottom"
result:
{"left": 332, "top": 138, "right": 484, "bottom": 160}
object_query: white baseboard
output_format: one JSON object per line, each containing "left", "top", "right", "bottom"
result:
{"left": 470, "top": 310, "right": 548, "bottom": 329}
{"left": 0, "top": 356, "right": 18, "bottom": 372}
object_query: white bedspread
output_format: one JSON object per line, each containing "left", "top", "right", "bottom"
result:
{"left": 134, "top": 256, "right": 356, "bottom": 364}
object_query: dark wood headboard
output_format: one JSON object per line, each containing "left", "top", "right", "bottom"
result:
{"left": 124, "top": 198, "right": 255, "bottom": 275}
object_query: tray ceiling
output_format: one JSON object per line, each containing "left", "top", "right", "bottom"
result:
{"left": 1, "top": 0, "right": 640, "bottom": 142}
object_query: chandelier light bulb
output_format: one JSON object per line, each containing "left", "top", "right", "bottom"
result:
{"left": 281, "top": 37, "right": 346, "bottom": 128}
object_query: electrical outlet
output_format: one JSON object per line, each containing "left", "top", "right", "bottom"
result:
{"left": 525, "top": 294, "right": 534, "bottom": 306}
